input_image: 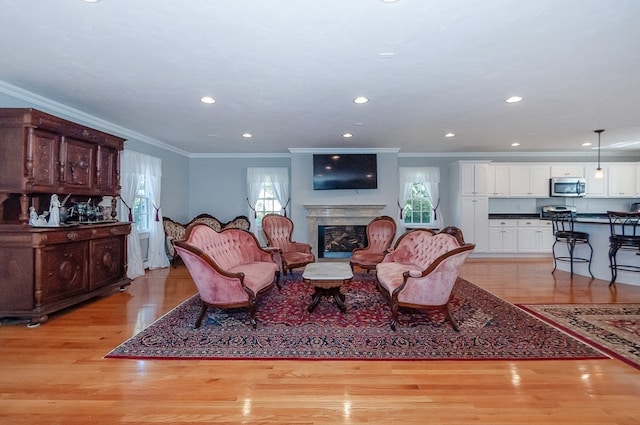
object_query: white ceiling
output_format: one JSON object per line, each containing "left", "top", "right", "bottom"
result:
{"left": 1, "top": 0, "right": 639, "bottom": 156}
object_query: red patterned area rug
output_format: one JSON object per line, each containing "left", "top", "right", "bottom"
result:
{"left": 519, "top": 304, "right": 640, "bottom": 370}
{"left": 106, "top": 272, "right": 605, "bottom": 361}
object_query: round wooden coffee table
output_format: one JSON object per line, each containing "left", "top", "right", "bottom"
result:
{"left": 302, "top": 263, "right": 353, "bottom": 313}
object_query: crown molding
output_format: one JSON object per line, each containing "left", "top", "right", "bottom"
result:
{"left": 189, "top": 152, "right": 290, "bottom": 159}
{"left": 289, "top": 147, "right": 401, "bottom": 154}
{"left": 397, "top": 150, "right": 635, "bottom": 159}
{"left": 0, "top": 81, "right": 190, "bottom": 157}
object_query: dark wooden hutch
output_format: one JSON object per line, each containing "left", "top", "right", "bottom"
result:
{"left": 0, "top": 108, "right": 131, "bottom": 326}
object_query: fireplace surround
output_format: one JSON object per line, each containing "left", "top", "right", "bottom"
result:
{"left": 304, "top": 204, "right": 386, "bottom": 259}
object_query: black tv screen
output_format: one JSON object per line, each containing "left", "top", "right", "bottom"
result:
{"left": 313, "top": 154, "right": 378, "bottom": 190}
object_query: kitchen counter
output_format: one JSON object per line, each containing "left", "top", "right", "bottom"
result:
{"left": 488, "top": 213, "right": 539, "bottom": 219}
{"left": 488, "top": 213, "right": 610, "bottom": 224}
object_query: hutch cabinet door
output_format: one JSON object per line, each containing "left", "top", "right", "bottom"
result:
{"left": 95, "top": 145, "right": 119, "bottom": 193}
{"left": 39, "top": 241, "right": 89, "bottom": 303}
{"left": 90, "top": 236, "right": 125, "bottom": 289}
{"left": 0, "top": 245, "right": 35, "bottom": 310}
{"left": 26, "top": 129, "right": 60, "bottom": 192}
{"left": 62, "top": 137, "right": 94, "bottom": 193}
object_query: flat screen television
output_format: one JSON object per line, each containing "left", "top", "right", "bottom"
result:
{"left": 313, "top": 153, "right": 378, "bottom": 190}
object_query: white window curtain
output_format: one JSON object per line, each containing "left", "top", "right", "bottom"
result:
{"left": 119, "top": 150, "right": 169, "bottom": 279}
{"left": 398, "top": 167, "right": 442, "bottom": 228}
{"left": 145, "top": 167, "right": 168, "bottom": 270}
{"left": 247, "top": 167, "right": 290, "bottom": 217}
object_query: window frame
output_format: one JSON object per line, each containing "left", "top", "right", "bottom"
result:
{"left": 254, "top": 181, "right": 283, "bottom": 227}
{"left": 402, "top": 181, "right": 434, "bottom": 227}
{"left": 133, "top": 177, "right": 152, "bottom": 233}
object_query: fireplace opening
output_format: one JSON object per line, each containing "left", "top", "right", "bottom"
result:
{"left": 318, "top": 225, "right": 367, "bottom": 259}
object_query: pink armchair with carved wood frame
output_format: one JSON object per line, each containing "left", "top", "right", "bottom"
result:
{"left": 376, "top": 227, "right": 475, "bottom": 331}
{"left": 261, "top": 214, "right": 315, "bottom": 275}
{"left": 350, "top": 215, "right": 396, "bottom": 273}
{"left": 174, "top": 224, "right": 280, "bottom": 329}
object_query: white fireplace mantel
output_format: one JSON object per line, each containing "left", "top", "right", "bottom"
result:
{"left": 304, "top": 204, "right": 386, "bottom": 257}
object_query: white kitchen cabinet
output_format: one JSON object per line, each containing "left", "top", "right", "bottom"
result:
{"left": 450, "top": 161, "right": 490, "bottom": 253}
{"left": 487, "top": 164, "right": 510, "bottom": 197}
{"left": 539, "top": 220, "right": 554, "bottom": 250}
{"left": 509, "top": 165, "right": 550, "bottom": 197}
{"left": 550, "top": 164, "right": 584, "bottom": 178}
{"left": 460, "top": 162, "right": 489, "bottom": 196}
{"left": 460, "top": 197, "right": 489, "bottom": 252}
{"left": 488, "top": 219, "right": 517, "bottom": 252}
{"left": 517, "top": 219, "right": 553, "bottom": 253}
{"left": 608, "top": 163, "right": 638, "bottom": 197}
{"left": 584, "top": 163, "right": 608, "bottom": 197}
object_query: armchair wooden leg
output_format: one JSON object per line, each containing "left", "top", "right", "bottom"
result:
{"left": 390, "top": 303, "right": 399, "bottom": 331}
{"left": 445, "top": 304, "right": 460, "bottom": 332}
{"left": 248, "top": 302, "right": 258, "bottom": 329}
{"left": 194, "top": 302, "right": 208, "bottom": 328}
{"left": 274, "top": 271, "right": 281, "bottom": 290}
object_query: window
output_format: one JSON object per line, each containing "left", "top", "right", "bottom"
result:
{"left": 254, "top": 181, "right": 282, "bottom": 225}
{"left": 398, "top": 167, "right": 441, "bottom": 228}
{"left": 133, "top": 177, "right": 152, "bottom": 232}
{"left": 247, "top": 167, "right": 290, "bottom": 227}
{"left": 403, "top": 182, "right": 433, "bottom": 225}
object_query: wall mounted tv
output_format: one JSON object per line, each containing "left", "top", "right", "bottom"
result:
{"left": 312, "top": 153, "right": 378, "bottom": 190}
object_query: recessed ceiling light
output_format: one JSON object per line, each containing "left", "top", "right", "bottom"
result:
{"left": 200, "top": 96, "right": 216, "bottom": 104}
{"left": 83, "top": 0, "right": 100, "bottom": 3}
{"left": 510, "top": 142, "right": 520, "bottom": 147}
{"left": 505, "top": 96, "right": 523, "bottom": 103}
{"left": 242, "top": 133, "right": 252, "bottom": 138}
{"left": 445, "top": 132, "right": 455, "bottom": 138}
{"left": 378, "top": 52, "right": 395, "bottom": 60}
{"left": 353, "top": 96, "right": 369, "bottom": 104}
{"left": 343, "top": 133, "right": 353, "bottom": 138}
{"left": 582, "top": 142, "right": 592, "bottom": 147}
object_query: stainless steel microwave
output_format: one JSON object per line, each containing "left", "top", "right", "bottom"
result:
{"left": 549, "top": 177, "right": 587, "bottom": 197}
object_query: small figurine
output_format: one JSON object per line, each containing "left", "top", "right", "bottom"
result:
{"left": 29, "top": 207, "right": 49, "bottom": 226}
{"left": 29, "top": 206, "right": 39, "bottom": 226}
{"left": 47, "top": 194, "right": 61, "bottom": 226}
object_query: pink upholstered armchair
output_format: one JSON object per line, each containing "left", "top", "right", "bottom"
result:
{"left": 350, "top": 215, "right": 397, "bottom": 273}
{"left": 376, "top": 227, "right": 475, "bottom": 331}
{"left": 262, "top": 214, "right": 315, "bottom": 275}
{"left": 174, "top": 224, "right": 280, "bottom": 329}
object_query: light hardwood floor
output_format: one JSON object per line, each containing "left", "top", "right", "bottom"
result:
{"left": 1, "top": 258, "right": 640, "bottom": 425}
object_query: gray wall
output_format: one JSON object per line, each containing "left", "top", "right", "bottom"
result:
{"left": 187, "top": 156, "right": 290, "bottom": 226}
{"left": 290, "top": 151, "right": 398, "bottom": 243}
{"left": 124, "top": 140, "right": 189, "bottom": 223}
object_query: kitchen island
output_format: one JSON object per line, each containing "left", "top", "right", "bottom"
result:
{"left": 554, "top": 215, "right": 639, "bottom": 286}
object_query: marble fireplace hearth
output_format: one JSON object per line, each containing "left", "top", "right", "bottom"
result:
{"left": 304, "top": 204, "right": 386, "bottom": 259}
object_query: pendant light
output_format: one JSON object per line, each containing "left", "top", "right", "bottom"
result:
{"left": 594, "top": 129, "right": 604, "bottom": 179}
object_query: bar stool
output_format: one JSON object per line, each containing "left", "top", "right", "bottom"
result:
{"left": 551, "top": 211, "right": 594, "bottom": 277}
{"left": 607, "top": 211, "right": 640, "bottom": 286}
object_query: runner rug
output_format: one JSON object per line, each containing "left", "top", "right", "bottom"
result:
{"left": 519, "top": 304, "right": 640, "bottom": 370}
{"left": 106, "top": 272, "right": 605, "bottom": 361}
